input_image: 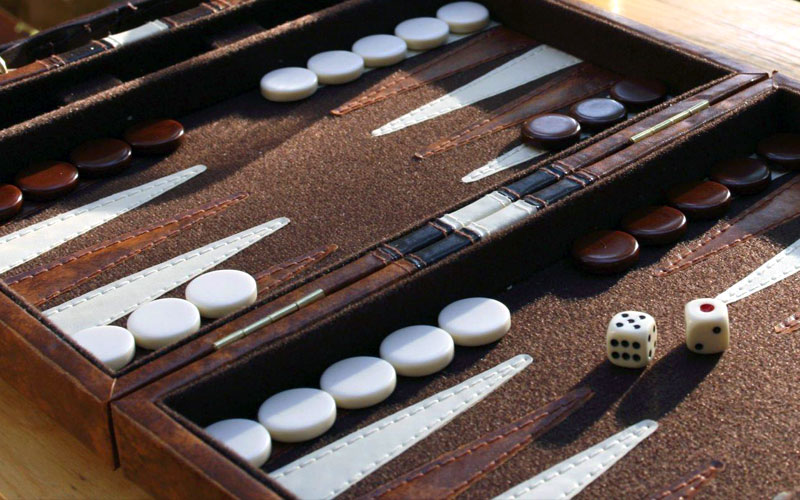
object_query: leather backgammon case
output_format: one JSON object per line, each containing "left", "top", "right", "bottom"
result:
{"left": 0, "top": 0, "right": 797, "bottom": 497}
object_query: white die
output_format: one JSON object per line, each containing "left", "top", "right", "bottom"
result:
{"left": 685, "top": 298, "right": 729, "bottom": 354}
{"left": 606, "top": 311, "right": 657, "bottom": 368}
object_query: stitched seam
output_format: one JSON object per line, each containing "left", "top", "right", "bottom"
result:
{"left": 376, "top": 46, "right": 574, "bottom": 133}
{"left": 376, "top": 46, "right": 546, "bottom": 132}
{"left": 775, "top": 312, "right": 800, "bottom": 333}
{"left": 373, "top": 249, "right": 392, "bottom": 264}
{"left": 650, "top": 463, "right": 720, "bottom": 499}
{"left": 718, "top": 234, "right": 800, "bottom": 301}
{"left": 653, "top": 474, "right": 709, "bottom": 499}
{"left": 44, "top": 220, "right": 284, "bottom": 322}
{"left": 6, "top": 194, "right": 243, "bottom": 288}
{"left": 375, "top": 398, "right": 581, "bottom": 498}
{"left": 272, "top": 358, "right": 528, "bottom": 484}
{"left": 504, "top": 424, "right": 654, "bottom": 499}
{"left": 336, "top": 30, "right": 529, "bottom": 114}
{"left": 657, "top": 177, "right": 800, "bottom": 275}
{"left": 468, "top": 221, "right": 491, "bottom": 237}
{"left": 382, "top": 242, "right": 403, "bottom": 255}
{"left": 429, "top": 221, "right": 449, "bottom": 237}
{"left": 257, "top": 248, "right": 331, "bottom": 291}
{"left": 464, "top": 145, "right": 546, "bottom": 182}
{"left": 0, "top": 169, "right": 199, "bottom": 271}
{"left": 423, "top": 70, "right": 611, "bottom": 158}
{"left": 310, "top": 360, "right": 526, "bottom": 498}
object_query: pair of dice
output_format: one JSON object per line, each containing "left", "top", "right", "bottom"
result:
{"left": 607, "top": 298, "right": 730, "bottom": 368}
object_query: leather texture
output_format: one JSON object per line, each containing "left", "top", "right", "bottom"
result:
{"left": 0, "top": 165, "right": 205, "bottom": 275}
{"left": 500, "top": 166, "right": 565, "bottom": 199}
{"left": 384, "top": 222, "right": 452, "bottom": 256}
{"left": 365, "top": 387, "right": 593, "bottom": 500}
{"left": 438, "top": 191, "right": 514, "bottom": 230}
{"left": 162, "top": 1, "right": 231, "bottom": 27}
{"left": 269, "top": 355, "right": 533, "bottom": 500}
{"left": 580, "top": 74, "right": 769, "bottom": 181}
{"left": 716, "top": 230, "right": 800, "bottom": 304}
{"left": 44, "top": 217, "right": 289, "bottom": 335}
{"left": 58, "top": 41, "right": 113, "bottom": 64}
{"left": 527, "top": 177, "right": 585, "bottom": 206}
{"left": 254, "top": 243, "right": 338, "bottom": 295}
{"left": 646, "top": 459, "right": 724, "bottom": 500}
{"left": 407, "top": 230, "right": 478, "bottom": 268}
{"left": 775, "top": 309, "right": 800, "bottom": 334}
{"left": 0, "top": 1, "right": 236, "bottom": 87}
{"left": 332, "top": 27, "right": 535, "bottom": 116}
{"left": 205, "top": 249, "right": 402, "bottom": 350}
{"left": 657, "top": 174, "right": 800, "bottom": 276}
{"left": 463, "top": 143, "right": 548, "bottom": 183}
{"left": 0, "top": 58, "right": 61, "bottom": 85}
{"left": 555, "top": 73, "right": 767, "bottom": 176}
{"left": 493, "top": 420, "right": 658, "bottom": 499}
{"left": 467, "top": 199, "right": 539, "bottom": 238}
{"left": 5, "top": 192, "right": 247, "bottom": 306}
{"left": 102, "top": 20, "right": 171, "bottom": 48}
{"left": 419, "top": 63, "right": 618, "bottom": 159}
{"left": 0, "top": 0, "right": 199, "bottom": 67}
{"left": 372, "top": 45, "right": 582, "bottom": 136}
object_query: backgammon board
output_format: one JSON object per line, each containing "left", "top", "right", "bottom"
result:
{"left": 0, "top": 0, "right": 798, "bottom": 498}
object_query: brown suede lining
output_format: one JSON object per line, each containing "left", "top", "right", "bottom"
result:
{"left": 0, "top": 0, "right": 730, "bottom": 174}
{"left": 0, "top": 0, "right": 787, "bottom": 495}
{"left": 0, "top": 0, "right": 344, "bottom": 129}
{"left": 159, "top": 85, "right": 800, "bottom": 498}
{"left": 0, "top": 0, "right": 735, "bottom": 377}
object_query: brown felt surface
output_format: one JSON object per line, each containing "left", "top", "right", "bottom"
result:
{"left": 160, "top": 85, "right": 800, "bottom": 498}
{"left": 0, "top": 0, "right": 791, "bottom": 496}
{"left": 0, "top": 0, "right": 730, "bottom": 372}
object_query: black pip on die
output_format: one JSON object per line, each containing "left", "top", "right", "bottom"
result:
{"left": 685, "top": 298, "right": 730, "bottom": 354}
{"left": 607, "top": 311, "right": 657, "bottom": 368}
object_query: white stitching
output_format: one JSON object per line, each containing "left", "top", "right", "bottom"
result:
{"left": 271, "top": 356, "right": 530, "bottom": 495}
{"left": 462, "top": 144, "right": 545, "bottom": 183}
{"left": 717, "top": 237, "right": 800, "bottom": 303}
{"left": 373, "top": 46, "right": 580, "bottom": 135}
{"left": 502, "top": 422, "right": 656, "bottom": 499}
{"left": 0, "top": 167, "right": 203, "bottom": 273}
{"left": 44, "top": 220, "right": 285, "bottom": 323}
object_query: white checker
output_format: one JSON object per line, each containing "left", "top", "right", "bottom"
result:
{"left": 260, "top": 67, "right": 318, "bottom": 102}
{"left": 380, "top": 325, "right": 454, "bottom": 376}
{"left": 71, "top": 325, "right": 135, "bottom": 371}
{"left": 185, "top": 269, "right": 257, "bottom": 319}
{"left": 307, "top": 50, "right": 364, "bottom": 85}
{"left": 394, "top": 17, "right": 450, "bottom": 50}
{"left": 258, "top": 388, "right": 336, "bottom": 442}
{"left": 44, "top": 217, "right": 289, "bottom": 335}
{"left": 438, "top": 297, "right": 511, "bottom": 346}
{"left": 352, "top": 34, "right": 407, "bottom": 67}
{"left": 372, "top": 45, "right": 581, "bottom": 136}
{"left": 205, "top": 418, "right": 272, "bottom": 468}
{"left": 437, "top": 2, "right": 490, "bottom": 33}
{"left": 271, "top": 354, "right": 532, "bottom": 499}
{"left": 127, "top": 298, "right": 201, "bottom": 350}
{"left": 320, "top": 356, "right": 396, "bottom": 409}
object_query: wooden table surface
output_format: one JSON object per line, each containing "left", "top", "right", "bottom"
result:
{"left": 2, "top": 0, "right": 800, "bottom": 498}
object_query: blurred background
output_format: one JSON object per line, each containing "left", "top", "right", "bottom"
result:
{"left": 0, "top": 0, "right": 109, "bottom": 43}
